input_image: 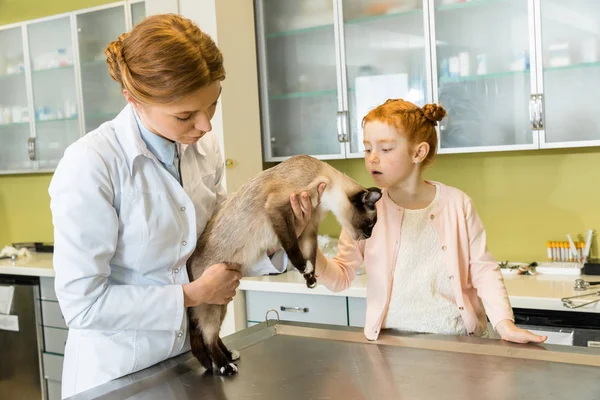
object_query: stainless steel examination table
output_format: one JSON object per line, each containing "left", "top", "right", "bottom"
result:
{"left": 67, "top": 320, "right": 600, "bottom": 400}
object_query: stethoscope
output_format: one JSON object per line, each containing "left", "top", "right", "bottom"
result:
{"left": 561, "top": 279, "right": 600, "bottom": 309}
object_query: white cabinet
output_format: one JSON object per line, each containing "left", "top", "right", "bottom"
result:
{"left": 246, "top": 290, "right": 349, "bottom": 326}
{"left": 255, "top": 0, "right": 600, "bottom": 160}
{"left": 0, "top": 1, "right": 146, "bottom": 175}
{"left": 39, "top": 277, "right": 66, "bottom": 400}
{"left": 244, "top": 289, "right": 367, "bottom": 328}
{"left": 255, "top": 0, "right": 432, "bottom": 161}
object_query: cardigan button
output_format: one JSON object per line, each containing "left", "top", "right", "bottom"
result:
{"left": 459, "top": 306, "right": 464, "bottom": 310}
{"left": 429, "top": 214, "right": 435, "bottom": 219}
{"left": 449, "top": 275, "right": 454, "bottom": 280}
{"left": 442, "top": 245, "right": 447, "bottom": 251}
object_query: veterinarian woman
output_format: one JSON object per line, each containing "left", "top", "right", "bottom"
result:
{"left": 48, "top": 14, "right": 320, "bottom": 397}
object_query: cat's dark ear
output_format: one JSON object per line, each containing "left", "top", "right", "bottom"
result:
{"left": 362, "top": 187, "right": 382, "bottom": 211}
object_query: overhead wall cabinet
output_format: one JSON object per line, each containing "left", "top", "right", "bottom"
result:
{"left": 0, "top": 0, "right": 146, "bottom": 175}
{"left": 254, "top": 0, "right": 600, "bottom": 161}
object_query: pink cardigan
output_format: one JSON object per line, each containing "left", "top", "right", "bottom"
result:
{"left": 316, "top": 181, "right": 514, "bottom": 341}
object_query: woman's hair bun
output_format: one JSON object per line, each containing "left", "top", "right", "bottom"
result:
{"left": 421, "top": 103, "right": 447, "bottom": 125}
{"left": 104, "top": 33, "right": 128, "bottom": 86}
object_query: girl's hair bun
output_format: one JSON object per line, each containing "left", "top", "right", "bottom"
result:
{"left": 421, "top": 103, "right": 446, "bottom": 125}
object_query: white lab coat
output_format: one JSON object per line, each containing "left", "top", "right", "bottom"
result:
{"left": 49, "top": 104, "right": 286, "bottom": 398}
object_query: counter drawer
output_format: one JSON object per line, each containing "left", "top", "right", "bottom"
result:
{"left": 43, "top": 353, "right": 63, "bottom": 382}
{"left": 42, "top": 300, "right": 68, "bottom": 329}
{"left": 40, "top": 277, "right": 57, "bottom": 301}
{"left": 47, "top": 379, "right": 62, "bottom": 400}
{"left": 44, "top": 327, "right": 68, "bottom": 355}
{"left": 246, "top": 291, "right": 347, "bottom": 326}
{"left": 348, "top": 297, "right": 366, "bottom": 327}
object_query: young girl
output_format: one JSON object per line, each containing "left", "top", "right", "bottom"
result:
{"left": 314, "top": 99, "right": 546, "bottom": 344}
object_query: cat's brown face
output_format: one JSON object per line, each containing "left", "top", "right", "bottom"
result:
{"left": 345, "top": 187, "right": 382, "bottom": 240}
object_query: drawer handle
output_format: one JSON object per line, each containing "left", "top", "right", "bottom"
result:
{"left": 280, "top": 306, "right": 308, "bottom": 313}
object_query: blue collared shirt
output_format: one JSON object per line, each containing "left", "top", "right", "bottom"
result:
{"left": 133, "top": 110, "right": 181, "bottom": 184}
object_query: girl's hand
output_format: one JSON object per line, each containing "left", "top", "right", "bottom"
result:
{"left": 290, "top": 183, "right": 326, "bottom": 238}
{"left": 495, "top": 320, "right": 547, "bottom": 344}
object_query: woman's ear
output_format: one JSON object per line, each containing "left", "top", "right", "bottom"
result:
{"left": 413, "top": 142, "right": 430, "bottom": 164}
{"left": 123, "top": 90, "right": 138, "bottom": 108}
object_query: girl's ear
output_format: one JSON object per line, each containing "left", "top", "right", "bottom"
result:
{"left": 413, "top": 142, "right": 430, "bottom": 164}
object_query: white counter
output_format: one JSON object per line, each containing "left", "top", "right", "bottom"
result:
{"left": 0, "top": 252, "right": 54, "bottom": 277}
{"left": 241, "top": 269, "right": 600, "bottom": 314}
{"left": 3, "top": 253, "right": 599, "bottom": 313}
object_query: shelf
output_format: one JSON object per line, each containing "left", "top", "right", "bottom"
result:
{"left": 32, "top": 65, "right": 74, "bottom": 73}
{"left": 81, "top": 60, "right": 107, "bottom": 67}
{"left": 345, "top": 8, "right": 422, "bottom": 25}
{"left": 86, "top": 112, "right": 119, "bottom": 120}
{"left": 436, "top": 0, "right": 505, "bottom": 12}
{"left": 0, "top": 122, "right": 29, "bottom": 128}
{"left": 0, "top": 71, "right": 25, "bottom": 80}
{"left": 36, "top": 116, "right": 78, "bottom": 123}
{"left": 439, "top": 69, "right": 528, "bottom": 83}
{"left": 544, "top": 62, "right": 600, "bottom": 73}
{"left": 266, "top": 23, "right": 333, "bottom": 39}
{"left": 269, "top": 89, "right": 337, "bottom": 100}
{"left": 266, "top": 8, "right": 423, "bottom": 38}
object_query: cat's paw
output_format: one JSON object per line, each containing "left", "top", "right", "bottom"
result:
{"left": 229, "top": 349, "right": 240, "bottom": 361}
{"left": 219, "top": 362, "right": 238, "bottom": 376}
{"left": 304, "top": 273, "right": 317, "bottom": 288}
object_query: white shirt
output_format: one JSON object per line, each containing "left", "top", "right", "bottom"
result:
{"left": 383, "top": 186, "right": 467, "bottom": 335}
{"left": 49, "top": 104, "right": 286, "bottom": 398}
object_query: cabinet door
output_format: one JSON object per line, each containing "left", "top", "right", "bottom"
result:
{"left": 255, "top": 0, "right": 345, "bottom": 161}
{"left": 0, "top": 26, "right": 34, "bottom": 173}
{"left": 131, "top": 1, "right": 147, "bottom": 27}
{"left": 77, "top": 5, "right": 127, "bottom": 134}
{"left": 28, "top": 16, "right": 80, "bottom": 169}
{"left": 341, "top": 0, "right": 432, "bottom": 157}
{"left": 433, "top": 0, "right": 537, "bottom": 153}
{"left": 538, "top": 0, "right": 600, "bottom": 148}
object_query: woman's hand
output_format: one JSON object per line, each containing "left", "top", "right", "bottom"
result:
{"left": 495, "top": 320, "right": 548, "bottom": 344}
{"left": 290, "top": 183, "right": 327, "bottom": 238}
{"left": 183, "top": 263, "right": 242, "bottom": 307}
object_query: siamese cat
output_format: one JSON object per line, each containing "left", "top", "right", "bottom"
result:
{"left": 186, "top": 154, "right": 382, "bottom": 375}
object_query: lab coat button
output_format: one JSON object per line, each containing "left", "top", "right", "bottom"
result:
{"left": 178, "top": 331, "right": 183, "bottom": 338}
{"left": 180, "top": 206, "right": 186, "bottom": 212}
{"left": 174, "top": 268, "right": 180, "bottom": 274}
{"left": 182, "top": 241, "right": 187, "bottom": 246}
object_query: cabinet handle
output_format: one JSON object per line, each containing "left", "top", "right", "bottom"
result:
{"left": 280, "top": 306, "right": 309, "bottom": 313}
{"left": 336, "top": 111, "right": 345, "bottom": 142}
{"left": 529, "top": 95, "right": 537, "bottom": 130}
{"left": 529, "top": 94, "right": 544, "bottom": 130}
{"left": 336, "top": 111, "right": 349, "bottom": 143}
{"left": 28, "top": 137, "right": 36, "bottom": 161}
{"left": 536, "top": 95, "right": 544, "bottom": 129}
